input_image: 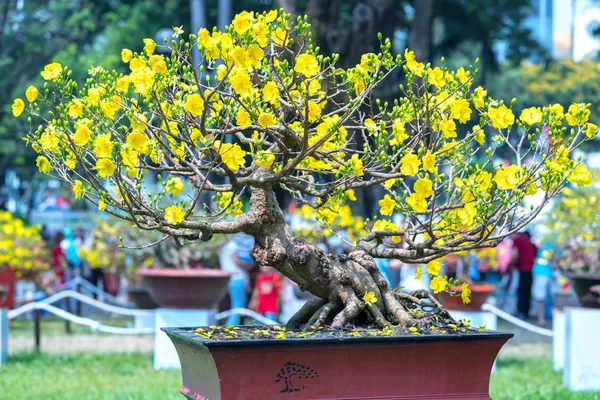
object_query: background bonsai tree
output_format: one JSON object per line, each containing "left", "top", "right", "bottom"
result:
{"left": 541, "top": 183, "right": 600, "bottom": 275}
{"left": 16, "top": 10, "right": 596, "bottom": 331}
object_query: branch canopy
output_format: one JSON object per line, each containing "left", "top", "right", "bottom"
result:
{"left": 16, "top": 9, "right": 597, "bottom": 262}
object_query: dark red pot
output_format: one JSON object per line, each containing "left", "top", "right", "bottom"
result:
{"left": 138, "top": 269, "right": 233, "bottom": 309}
{"left": 0, "top": 268, "right": 15, "bottom": 309}
{"left": 127, "top": 286, "right": 159, "bottom": 309}
{"left": 566, "top": 273, "right": 600, "bottom": 308}
{"left": 436, "top": 284, "right": 496, "bottom": 311}
{"left": 164, "top": 327, "right": 512, "bottom": 400}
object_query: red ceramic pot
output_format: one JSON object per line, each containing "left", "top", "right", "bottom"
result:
{"left": 138, "top": 269, "right": 233, "bottom": 309}
{"left": 0, "top": 268, "right": 15, "bottom": 309}
{"left": 436, "top": 284, "right": 496, "bottom": 311}
{"left": 164, "top": 327, "right": 511, "bottom": 400}
{"left": 566, "top": 273, "right": 600, "bottom": 308}
{"left": 127, "top": 286, "right": 159, "bottom": 309}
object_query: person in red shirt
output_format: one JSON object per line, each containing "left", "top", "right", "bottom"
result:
{"left": 249, "top": 266, "right": 282, "bottom": 321}
{"left": 510, "top": 231, "right": 538, "bottom": 319}
{"left": 51, "top": 232, "right": 67, "bottom": 285}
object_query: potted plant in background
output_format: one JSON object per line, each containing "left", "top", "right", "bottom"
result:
{"left": 541, "top": 185, "right": 600, "bottom": 308}
{"left": 0, "top": 211, "right": 51, "bottom": 308}
{"left": 16, "top": 9, "right": 597, "bottom": 399}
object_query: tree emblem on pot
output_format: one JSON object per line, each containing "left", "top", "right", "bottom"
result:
{"left": 275, "top": 361, "right": 319, "bottom": 393}
{"left": 16, "top": 9, "right": 597, "bottom": 332}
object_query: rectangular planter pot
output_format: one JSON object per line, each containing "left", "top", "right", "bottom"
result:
{"left": 163, "top": 327, "right": 512, "bottom": 400}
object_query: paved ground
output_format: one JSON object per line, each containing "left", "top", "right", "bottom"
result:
{"left": 10, "top": 332, "right": 154, "bottom": 354}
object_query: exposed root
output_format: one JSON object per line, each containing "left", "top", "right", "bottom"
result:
{"left": 331, "top": 287, "right": 364, "bottom": 328}
{"left": 286, "top": 298, "right": 327, "bottom": 329}
{"left": 306, "top": 301, "right": 339, "bottom": 329}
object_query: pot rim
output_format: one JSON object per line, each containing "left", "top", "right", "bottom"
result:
{"left": 162, "top": 326, "right": 513, "bottom": 349}
{"left": 137, "top": 268, "right": 234, "bottom": 278}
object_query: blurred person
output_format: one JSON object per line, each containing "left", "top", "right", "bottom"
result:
{"left": 50, "top": 232, "right": 66, "bottom": 285}
{"left": 60, "top": 228, "right": 81, "bottom": 281}
{"left": 511, "top": 231, "right": 537, "bottom": 319}
{"left": 532, "top": 241, "right": 556, "bottom": 326}
{"left": 249, "top": 265, "right": 283, "bottom": 321}
{"left": 220, "top": 233, "right": 255, "bottom": 325}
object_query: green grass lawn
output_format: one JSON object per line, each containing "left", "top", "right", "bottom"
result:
{"left": 1, "top": 348, "right": 600, "bottom": 399}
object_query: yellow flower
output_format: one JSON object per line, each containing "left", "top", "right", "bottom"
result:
{"left": 406, "top": 193, "right": 427, "bottom": 213}
{"left": 390, "top": 119, "right": 408, "bottom": 146}
{"left": 12, "top": 98, "right": 24, "bottom": 117}
{"left": 98, "top": 198, "right": 107, "bottom": 211}
{"left": 166, "top": 177, "right": 184, "bottom": 196}
{"left": 363, "top": 291, "right": 377, "bottom": 306}
{"left": 427, "top": 67, "right": 446, "bottom": 88}
{"left": 86, "top": 87, "right": 101, "bottom": 105}
{"left": 258, "top": 112, "right": 276, "bottom": 128}
{"left": 120, "top": 148, "right": 139, "bottom": 169}
{"left": 121, "top": 49, "right": 133, "bottom": 63}
{"left": 236, "top": 109, "right": 252, "bottom": 128}
{"left": 215, "top": 141, "right": 247, "bottom": 170}
{"left": 26, "top": 86, "right": 39, "bottom": 102}
{"left": 566, "top": 103, "right": 590, "bottom": 126}
{"left": 184, "top": 94, "right": 205, "bottom": 117}
{"left": 404, "top": 49, "right": 424, "bottom": 77}
{"left": 461, "top": 283, "right": 471, "bottom": 305}
{"left": 262, "top": 81, "right": 279, "bottom": 104}
{"left": 427, "top": 260, "right": 442, "bottom": 276}
{"left": 409, "top": 327, "right": 420, "bottom": 335}
{"left": 568, "top": 164, "right": 592, "bottom": 187}
{"left": 36, "top": 156, "right": 51, "bottom": 173}
{"left": 414, "top": 178, "right": 433, "bottom": 198}
{"left": 345, "top": 189, "right": 357, "bottom": 201}
{"left": 94, "top": 134, "right": 114, "bottom": 158}
{"left": 430, "top": 275, "right": 448, "bottom": 294}
{"left": 294, "top": 54, "right": 320, "bottom": 77}
{"left": 73, "top": 124, "right": 91, "bottom": 146}
{"left": 349, "top": 154, "right": 364, "bottom": 176}
{"left": 472, "top": 86, "right": 487, "bottom": 109}
{"left": 256, "top": 151, "right": 275, "bottom": 168}
{"left": 520, "top": 107, "right": 542, "bottom": 126}
{"left": 457, "top": 203, "right": 477, "bottom": 228}
{"left": 422, "top": 152, "right": 436, "bottom": 173}
{"left": 488, "top": 105, "right": 515, "bottom": 129}
{"left": 456, "top": 67, "right": 469, "bottom": 84}
{"left": 494, "top": 165, "right": 520, "bottom": 190}
{"left": 229, "top": 68, "right": 253, "bottom": 96}
{"left": 307, "top": 102, "right": 321, "bottom": 123}
{"left": 585, "top": 123, "right": 598, "bottom": 139}
{"left": 450, "top": 99, "right": 472, "bottom": 123}
{"left": 232, "top": 11, "right": 253, "bottom": 34}
{"left": 73, "top": 180, "right": 84, "bottom": 199}
{"left": 40, "top": 62, "right": 62, "bottom": 81}
{"left": 378, "top": 194, "right": 396, "bottom": 216}
{"left": 164, "top": 205, "right": 185, "bottom": 225}
{"left": 439, "top": 119, "right": 457, "bottom": 138}
{"left": 143, "top": 38, "right": 156, "bottom": 56}
{"left": 39, "top": 130, "right": 60, "bottom": 151}
{"left": 95, "top": 158, "right": 116, "bottom": 178}
{"left": 473, "top": 125, "right": 485, "bottom": 145}
{"left": 400, "top": 153, "right": 421, "bottom": 176}
{"left": 68, "top": 99, "right": 83, "bottom": 119}
{"left": 126, "top": 131, "right": 150, "bottom": 154}
{"left": 415, "top": 266, "right": 422, "bottom": 280}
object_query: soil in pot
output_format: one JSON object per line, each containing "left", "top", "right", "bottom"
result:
{"left": 436, "top": 283, "right": 495, "bottom": 311}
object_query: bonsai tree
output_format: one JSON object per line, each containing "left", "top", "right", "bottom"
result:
{"left": 0, "top": 211, "right": 50, "bottom": 280}
{"left": 15, "top": 10, "right": 596, "bottom": 331}
{"left": 542, "top": 184, "right": 600, "bottom": 275}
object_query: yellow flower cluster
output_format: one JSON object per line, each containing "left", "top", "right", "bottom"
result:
{"left": 0, "top": 212, "right": 50, "bottom": 276}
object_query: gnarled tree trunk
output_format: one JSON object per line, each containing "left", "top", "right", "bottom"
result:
{"left": 246, "top": 184, "right": 446, "bottom": 330}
